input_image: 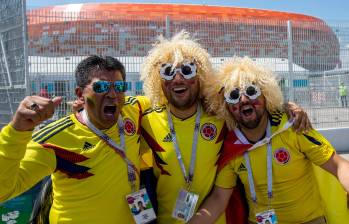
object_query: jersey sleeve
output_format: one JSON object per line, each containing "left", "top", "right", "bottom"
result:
{"left": 0, "top": 124, "right": 56, "bottom": 202}
{"left": 296, "top": 129, "right": 335, "bottom": 166}
{"left": 215, "top": 160, "right": 237, "bottom": 189}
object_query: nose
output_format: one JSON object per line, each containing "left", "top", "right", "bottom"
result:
{"left": 172, "top": 71, "right": 185, "bottom": 81}
{"left": 240, "top": 94, "right": 249, "bottom": 103}
{"left": 105, "top": 85, "right": 118, "bottom": 98}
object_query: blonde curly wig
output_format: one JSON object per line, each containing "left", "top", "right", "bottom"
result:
{"left": 203, "top": 56, "right": 284, "bottom": 130}
{"left": 140, "top": 30, "right": 214, "bottom": 107}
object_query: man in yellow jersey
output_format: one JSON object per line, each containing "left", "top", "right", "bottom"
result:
{"left": 0, "top": 56, "right": 151, "bottom": 223}
{"left": 189, "top": 57, "right": 349, "bottom": 224}
{"left": 139, "top": 31, "right": 311, "bottom": 224}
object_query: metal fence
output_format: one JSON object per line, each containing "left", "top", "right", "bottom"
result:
{"left": 1, "top": 5, "right": 349, "bottom": 128}
{"left": 0, "top": 0, "right": 27, "bottom": 127}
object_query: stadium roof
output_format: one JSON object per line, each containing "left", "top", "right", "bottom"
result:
{"left": 28, "top": 3, "right": 323, "bottom": 24}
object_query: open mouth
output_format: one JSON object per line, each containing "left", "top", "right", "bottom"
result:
{"left": 241, "top": 106, "right": 254, "bottom": 117}
{"left": 104, "top": 105, "right": 117, "bottom": 115}
{"left": 173, "top": 87, "right": 187, "bottom": 94}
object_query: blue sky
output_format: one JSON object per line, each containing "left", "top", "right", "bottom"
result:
{"left": 27, "top": 0, "right": 348, "bottom": 21}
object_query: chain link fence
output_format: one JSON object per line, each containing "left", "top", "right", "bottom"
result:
{"left": 0, "top": 0, "right": 28, "bottom": 128}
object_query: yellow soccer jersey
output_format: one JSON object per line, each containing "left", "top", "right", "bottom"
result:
{"left": 215, "top": 112, "right": 335, "bottom": 224}
{"left": 141, "top": 104, "right": 227, "bottom": 224}
{"left": 0, "top": 96, "right": 149, "bottom": 224}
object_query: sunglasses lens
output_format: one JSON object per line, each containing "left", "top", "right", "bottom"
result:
{"left": 230, "top": 89, "right": 240, "bottom": 100}
{"left": 114, "top": 81, "right": 127, "bottom": 92}
{"left": 160, "top": 64, "right": 173, "bottom": 77}
{"left": 245, "top": 86, "right": 257, "bottom": 97}
{"left": 93, "top": 81, "right": 110, "bottom": 93}
{"left": 165, "top": 67, "right": 173, "bottom": 76}
{"left": 181, "top": 65, "right": 193, "bottom": 76}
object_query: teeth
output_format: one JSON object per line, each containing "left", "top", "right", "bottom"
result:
{"left": 241, "top": 105, "right": 253, "bottom": 111}
{"left": 105, "top": 103, "right": 117, "bottom": 106}
{"left": 173, "top": 87, "right": 187, "bottom": 91}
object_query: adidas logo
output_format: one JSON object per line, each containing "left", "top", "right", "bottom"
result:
{"left": 237, "top": 163, "right": 247, "bottom": 172}
{"left": 82, "top": 142, "right": 94, "bottom": 151}
{"left": 163, "top": 133, "right": 173, "bottom": 142}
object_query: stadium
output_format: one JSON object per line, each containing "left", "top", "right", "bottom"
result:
{"left": 27, "top": 3, "right": 339, "bottom": 71}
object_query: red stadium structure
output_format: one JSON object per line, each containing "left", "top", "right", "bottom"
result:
{"left": 27, "top": 3, "right": 340, "bottom": 71}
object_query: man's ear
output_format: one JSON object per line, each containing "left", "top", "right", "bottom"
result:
{"left": 75, "top": 87, "right": 85, "bottom": 102}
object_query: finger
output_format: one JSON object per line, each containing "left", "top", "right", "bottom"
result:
{"left": 13, "top": 108, "right": 44, "bottom": 128}
{"left": 72, "top": 99, "right": 84, "bottom": 112}
{"left": 17, "top": 108, "right": 38, "bottom": 120}
{"left": 304, "top": 116, "right": 313, "bottom": 133}
{"left": 296, "top": 114, "right": 307, "bottom": 133}
{"left": 292, "top": 112, "right": 301, "bottom": 130}
{"left": 30, "top": 96, "right": 60, "bottom": 117}
{"left": 52, "top": 96, "right": 62, "bottom": 107}
{"left": 283, "top": 103, "right": 290, "bottom": 118}
{"left": 25, "top": 103, "right": 50, "bottom": 123}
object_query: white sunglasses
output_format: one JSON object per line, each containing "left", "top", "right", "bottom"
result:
{"left": 224, "top": 84, "right": 261, "bottom": 104}
{"left": 159, "top": 62, "right": 197, "bottom": 81}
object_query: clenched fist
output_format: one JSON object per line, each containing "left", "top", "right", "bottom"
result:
{"left": 10, "top": 96, "right": 62, "bottom": 131}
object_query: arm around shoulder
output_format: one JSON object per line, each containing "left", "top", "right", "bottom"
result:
{"left": 321, "top": 152, "right": 349, "bottom": 192}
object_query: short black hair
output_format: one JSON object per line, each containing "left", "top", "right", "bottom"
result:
{"left": 75, "top": 55, "right": 126, "bottom": 88}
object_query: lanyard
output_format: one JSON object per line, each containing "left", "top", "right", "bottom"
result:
{"left": 234, "top": 121, "right": 272, "bottom": 204}
{"left": 244, "top": 120, "right": 293, "bottom": 153}
{"left": 81, "top": 110, "right": 138, "bottom": 191}
{"left": 166, "top": 104, "right": 201, "bottom": 187}
{"left": 235, "top": 119, "right": 294, "bottom": 204}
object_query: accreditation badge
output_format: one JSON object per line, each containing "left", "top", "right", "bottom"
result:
{"left": 172, "top": 188, "right": 199, "bottom": 222}
{"left": 126, "top": 188, "right": 156, "bottom": 224}
{"left": 255, "top": 209, "right": 277, "bottom": 224}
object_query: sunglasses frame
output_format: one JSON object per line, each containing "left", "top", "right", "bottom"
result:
{"left": 92, "top": 80, "right": 127, "bottom": 93}
{"left": 224, "top": 84, "right": 261, "bottom": 104}
{"left": 159, "top": 62, "right": 197, "bottom": 81}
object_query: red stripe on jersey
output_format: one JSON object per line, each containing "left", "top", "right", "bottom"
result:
{"left": 217, "top": 131, "right": 252, "bottom": 171}
{"left": 141, "top": 127, "right": 171, "bottom": 175}
{"left": 42, "top": 143, "right": 89, "bottom": 163}
{"left": 141, "top": 127, "right": 165, "bottom": 152}
{"left": 135, "top": 100, "right": 142, "bottom": 135}
{"left": 215, "top": 123, "right": 228, "bottom": 144}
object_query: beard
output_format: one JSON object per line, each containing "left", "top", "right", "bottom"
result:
{"left": 168, "top": 92, "right": 198, "bottom": 110}
{"left": 237, "top": 109, "right": 267, "bottom": 129}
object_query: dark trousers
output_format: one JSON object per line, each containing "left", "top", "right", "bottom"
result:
{"left": 341, "top": 95, "right": 347, "bottom": 107}
{"left": 140, "top": 168, "right": 158, "bottom": 224}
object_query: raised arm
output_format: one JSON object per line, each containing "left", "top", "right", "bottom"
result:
{"left": 0, "top": 95, "right": 61, "bottom": 202}
{"left": 189, "top": 186, "right": 233, "bottom": 224}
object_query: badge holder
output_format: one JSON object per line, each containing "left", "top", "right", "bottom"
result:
{"left": 255, "top": 209, "right": 277, "bottom": 224}
{"left": 126, "top": 188, "right": 156, "bottom": 224}
{"left": 172, "top": 188, "right": 199, "bottom": 222}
